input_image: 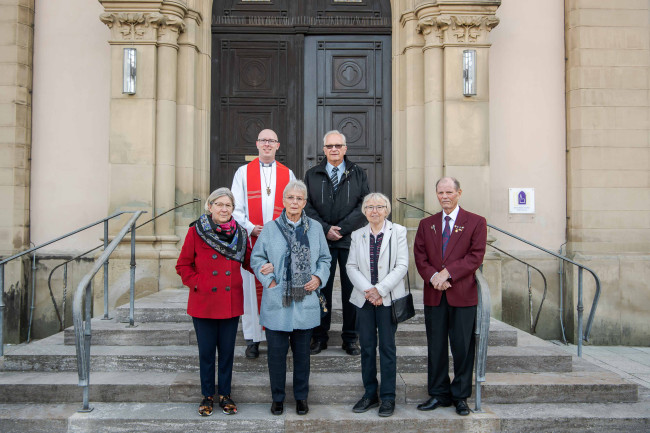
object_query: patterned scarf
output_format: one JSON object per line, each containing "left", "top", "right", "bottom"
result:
{"left": 274, "top": 210, "right": 312, "bottom": 307}
{"left": 192, "top": 214, "right": 248, "bottom": 263}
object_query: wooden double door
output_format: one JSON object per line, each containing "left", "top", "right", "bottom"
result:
{"left": 210, "top": 2, "right": 392, "bottom": 196}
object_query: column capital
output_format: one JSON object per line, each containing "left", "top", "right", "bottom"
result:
{"left": 417, "top": 14, "right": 499, "bottom": 46}
{"left": 156, "top": 13, "right": 186, "bottom": 46}
{"left": 100, "top": 11, "right": 163, "bottom": 43}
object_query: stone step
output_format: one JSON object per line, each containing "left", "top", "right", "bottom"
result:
{"left": 3, "top": 338, "right": 571, "bottom": 374}
{"left": 112, "top": 288, "right": 429, "bottom": 324}
{"left": 61, "top": 318, "right": 517, "bottom": 347}
{"left": 1, "top": 401, "right": 649, "bottom": 433}
{"left": 0, "top": 371, "right": 636, "bottom": 404}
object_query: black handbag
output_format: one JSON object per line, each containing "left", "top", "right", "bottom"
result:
{"left": 388, "top": 231, "right": 415, "bottom": 324}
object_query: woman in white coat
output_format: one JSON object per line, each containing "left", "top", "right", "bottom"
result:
{"left": 346, "top": 192, "right": 409, "bottom": 418}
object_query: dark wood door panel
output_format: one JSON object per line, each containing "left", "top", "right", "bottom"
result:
{"left": 211, "top": 34, "right": 300, "bottom": 190}
{"left": 304, "top": 35, "right": 391, "bottom": 197}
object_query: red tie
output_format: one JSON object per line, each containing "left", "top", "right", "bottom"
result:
{"left": 442, "top": 215, "right": 451, "bottom": 257}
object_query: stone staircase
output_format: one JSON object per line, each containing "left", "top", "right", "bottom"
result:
{"left": 0, "top": 288, "right": 648, "bottom": 432}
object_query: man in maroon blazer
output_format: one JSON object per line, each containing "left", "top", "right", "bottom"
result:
{"left": 413, "top": 177, "right": 487, "bottom": 416}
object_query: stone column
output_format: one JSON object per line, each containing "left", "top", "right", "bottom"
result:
{"left": 0, "top": 0, "right": 34, "bottom": 344}
{"left": 175, "top": 5, "right": 201, "bottom": 235}
{"left": 154, "top": 4, "right": 186, "bottom": 288}
{"left": 438, "top": 12, "right": 499, "bottom": 218}
{"left": 400, "top": 11, "right": 426, "bottom": 218}
{"left": 416, "top": 16, "right": 445, "bottom": 212}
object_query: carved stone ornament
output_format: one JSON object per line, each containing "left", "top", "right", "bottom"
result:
{"left": 156, "top": 14, "right": 186, "bottom": 45}
{"left": 100, "top": 12, "right": 164, "bottom": 41}
{"left": 417, "top": 14, "right": 499, "bottom": 45}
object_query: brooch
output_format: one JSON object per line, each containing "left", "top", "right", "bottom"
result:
{"left": 453, "top": 225, "right": 464, "bottom": 233}
{"left": 431, "top": 225, "right": 436, "bottom": 233}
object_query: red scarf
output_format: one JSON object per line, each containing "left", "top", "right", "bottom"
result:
{"left": 246, "top": 158, "right": 290, "bottom": 226}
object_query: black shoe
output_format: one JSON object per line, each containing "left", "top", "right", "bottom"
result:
{"left": 296, "top": 399, "right": 309, "bottom": 415}
{"left": 310, "top": 340, "right": 327, "bottom": 355}
{"left": 342, "top": 342, "right": 360, "bottom": 356}
{"left": 270, "top": 401, "right": 283, "bottom": 415}
{"left": 245, "top": 342, "right": 260, "bottom": 359}
{"left": 378, "top": 400, "right": 395, "bottom": 417}
{"left": 417, "top": 397, "right": 452, "bottom": 411}
{"left": 352, "top": 396, "right": 379, "bottom": 413}
{"left": 454, "top": 399, "right": 470, "bottom": 416}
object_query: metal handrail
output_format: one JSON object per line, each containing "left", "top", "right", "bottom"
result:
{"left": 396, "top": 197, "right": 601, "bottom": 357}
{"left": 73, "top": 211, "right": 144, "bottom": 412}
{"left": 474, "top": 269, "right": 491, "bottom": 412}
{"left": 0, "top": 211, "right": 131, "bottom": 356}
{"left": 46, "top": 199, "right": 201, "bottom": 330}
{"left": 488, "top": 242, "right": 547, "bottom": 334}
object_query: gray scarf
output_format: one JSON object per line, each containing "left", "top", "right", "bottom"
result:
{"left": 275, "top": 210, "right": 312, "bottom": 307}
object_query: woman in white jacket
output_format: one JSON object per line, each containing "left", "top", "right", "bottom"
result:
{"left": 346, "top": 192, "right": 409, "bottom": 418}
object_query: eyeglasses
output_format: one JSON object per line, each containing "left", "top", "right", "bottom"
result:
{"left": 285, "top": 195, "right": 305, "bottom": 202}
{"left": 211, "top": 202, "right": 233, "bottom": 209}
{"left": 257, "top": 138, "right": 279, "bottom": 144}
{"left": 324, "top": 144, "right": 345, "bottom": 149}
{"left": 365, "top": 205, "right": 387, "bottom": 212}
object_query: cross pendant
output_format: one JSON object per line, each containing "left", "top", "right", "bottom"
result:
{"left": 266, "top": 187, "right": 271, "bottom": 196}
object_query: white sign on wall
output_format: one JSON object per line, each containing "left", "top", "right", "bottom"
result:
{"left": 509, "top": 188, "right": 535, "bottom": 214}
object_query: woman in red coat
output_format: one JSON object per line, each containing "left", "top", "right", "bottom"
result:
{"left": 176, "top": 187, "right": 272, "bottom": 416}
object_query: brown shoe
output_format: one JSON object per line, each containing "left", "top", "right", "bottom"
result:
{"left": 219, "top": 395, "right": 238, "bottom": 415}
{"left": 198, "top": 396, "right": 214, "bottom": 416}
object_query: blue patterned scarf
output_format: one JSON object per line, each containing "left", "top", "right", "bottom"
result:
{"left": 192, "top": 214, "right": 247, "bottom": 263}
{"left": 275, "top": 210, "right": 312, "bottom": 307}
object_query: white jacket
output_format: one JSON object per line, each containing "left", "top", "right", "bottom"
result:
{"left": 346, "top": 220, "right": 409, "bottom": 308}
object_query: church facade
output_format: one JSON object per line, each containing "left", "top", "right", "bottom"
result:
{"left": 1, "top": 0, "right": 648, "bottom": 345}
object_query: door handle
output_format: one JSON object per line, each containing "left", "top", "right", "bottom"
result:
{"left": 306, "top": 156, "right": 315, "bottom": 168}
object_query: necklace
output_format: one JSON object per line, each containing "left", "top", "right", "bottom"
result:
{"left": 261, "top": 164, "right": 272, "bottom": 196}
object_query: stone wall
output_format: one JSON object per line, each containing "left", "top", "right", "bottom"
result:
{"left": 565, "top": 0, "right": 650, "bottom": 345}
{"left": 0, "top": 0, "right": 34, "bottom": 344}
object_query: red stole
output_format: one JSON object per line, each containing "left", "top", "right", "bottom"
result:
{"left": 246, "top": 158, "right": 290, "bottom": 226}
{"left": 246, "top": 158, "right": 290, "bottom": 313}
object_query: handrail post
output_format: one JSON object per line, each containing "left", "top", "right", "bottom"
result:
{"left": 27, "top": 250, "right": 37, "bottom": 343}
{"left": 527, "top": 265, "right": 532, "bottom": 333}
{"left": 577, "top": 267, "right": 584, "bottom": 357}
{"left": 102, "top": 220, "right": 110, "bottom": 320}
{"left": 80, "top": 281, "right": 93, "bottom": 412}
{"left": 128, "top": 224, "right": 136, "bottom": 328}
{"left": 0, "top": 263, "right": 4, "bottom": 356}
{"left": 474, "top": 270, "right": 491, "bottom": 413}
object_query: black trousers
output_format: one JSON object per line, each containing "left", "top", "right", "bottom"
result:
{"left": 312, "top": 247, "right": 357, "bottom": 345}
{"left": 356, "top": 301, "right": 397, "bottom": 401}
{"left": 266, "top": 328, "right": 312, "bottom": 402}
{"left": 192, "top": 316, "right": 239, "bottom": 398}
{"left": 424, "top": 292, "right": 476, "bottom": 402}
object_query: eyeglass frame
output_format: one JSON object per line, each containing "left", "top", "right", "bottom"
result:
{"left": 324, "top": 144, "right": 346, "bottom": 149}
{"left": 364, "top": 205, "right": 387, "bottom": 212}
{"left": 257, "top": 138, "right": 279, "bottom": 144}
{"left": 284, "top": 195, "right": 305, "bottom": 203}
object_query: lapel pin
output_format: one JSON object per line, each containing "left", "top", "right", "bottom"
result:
{"left": 431, "top": 225, "right": 436, "bottom": 233}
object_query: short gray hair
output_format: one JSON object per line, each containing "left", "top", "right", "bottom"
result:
{"left": 283, "top": 180, "right": 308, "bottom": 201}
{"left": 205, "top": 187, "right": 235, "bottom": 212}
{"left": 435, "top": 176, "right": 461, "bottom": 191}
{"left": 362, "top": 192, "right": 391, "bottom": 215}
{"left": 322, "top": 130, "right": 347, "bottom": 146}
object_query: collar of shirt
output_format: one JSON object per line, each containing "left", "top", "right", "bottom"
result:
{"left": 369, "top": 220, "right": 387, "bottom": 238}
{"left": 287, "top": 218, "right": 302, "bottom": 228}
{"left": 326, "top": 161, "right": 346, "bottom": 182}
{"left": 260, "top": 161, "right": 275, "bottom": 168}
{"left": 442, "top": 206, "right": 460, "bottom": 230}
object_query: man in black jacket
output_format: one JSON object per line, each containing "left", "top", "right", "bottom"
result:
{"left": 305, "top": 130, "right": 369, "bottom": 356}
